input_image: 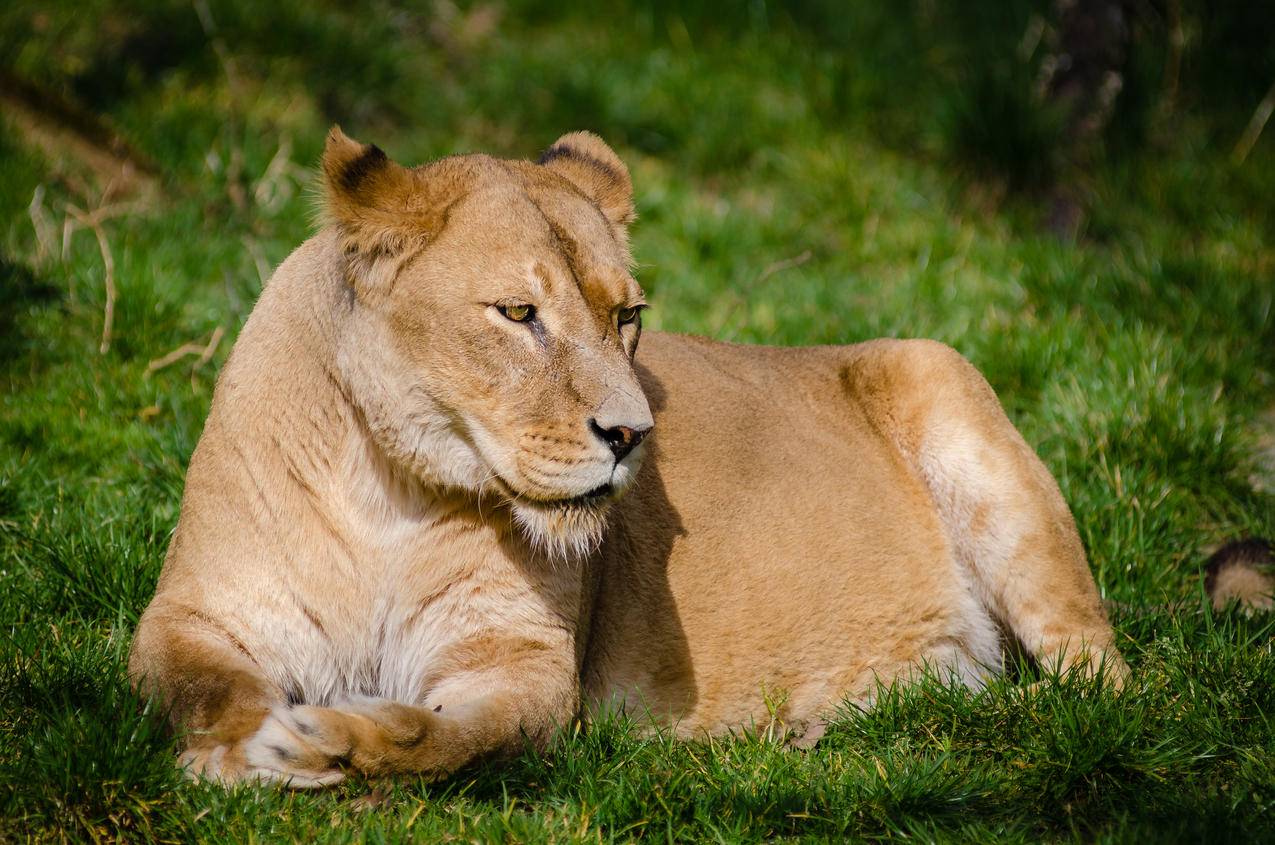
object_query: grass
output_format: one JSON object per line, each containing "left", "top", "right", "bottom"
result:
{"left": 2, "top": 1, "right": 1274, "bottom": 841}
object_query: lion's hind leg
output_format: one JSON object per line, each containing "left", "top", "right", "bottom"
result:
{"left": 843, "top": 339, "right": 1128, "bottom": 686}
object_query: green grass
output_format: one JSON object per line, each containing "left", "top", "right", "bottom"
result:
{"left": 3, "top": 1, "right": 1275, "bottom": 841}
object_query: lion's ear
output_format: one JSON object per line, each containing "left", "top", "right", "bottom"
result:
{"left": 538, "top": 132, "right": 635, "bottom": 234}
{"left": 321, "top": 126, "right": 440, "bottom": 296}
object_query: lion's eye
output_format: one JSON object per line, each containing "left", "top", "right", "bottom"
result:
{"left": 617, "top": 305, "right": 641, "bottom": 325}
{"left": 499, "top": 304, "right": 535, "bottom": 323}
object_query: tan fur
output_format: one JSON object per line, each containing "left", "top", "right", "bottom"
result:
{"left": 1212, "top": 566, "right": 1274, "bottom": 612}
{"left": 130, "top": 130, "right": 1128, "bottom": 787}
{"left": 1205, "top": 539, "right": 1275, "bottom": 613}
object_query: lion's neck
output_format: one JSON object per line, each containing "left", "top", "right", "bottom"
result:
{"left": 212, "top": 231, "right": 521, "bottom": 564}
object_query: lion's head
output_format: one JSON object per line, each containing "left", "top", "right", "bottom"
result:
{"left": 322, "top": 127, "right": 652, "bottom": 558}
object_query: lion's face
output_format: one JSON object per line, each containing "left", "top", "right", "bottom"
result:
{"left": 324, "top": 129, "right": 652, "bottom": 556}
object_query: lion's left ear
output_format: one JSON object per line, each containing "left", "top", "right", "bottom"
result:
{"left": 538, "top": 132, "right": 635, "bottom": 235}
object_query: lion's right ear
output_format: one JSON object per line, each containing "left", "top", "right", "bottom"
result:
{"left": 538, "top": 132, "right": 635, "bottom": 242}
{"left": 321, "top": 126, "right": 438, "bottom": 297}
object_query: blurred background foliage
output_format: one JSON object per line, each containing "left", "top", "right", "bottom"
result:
{"left": 4, "top": 1, "right": 1273, "bottom": 182}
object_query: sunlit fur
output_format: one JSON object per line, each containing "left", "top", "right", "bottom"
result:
{"left": 313, "top": 128, "right": 651, "bottom": 558}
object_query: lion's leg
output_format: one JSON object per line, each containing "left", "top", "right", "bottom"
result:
{"left": 128, "top": 608, "right": 303, "bottom": 784}
{"left": 844, "top": 339, "right": 1128, "bottom": 685}
{"left": 241, "top": 638, "right": 578, "bottom": 785}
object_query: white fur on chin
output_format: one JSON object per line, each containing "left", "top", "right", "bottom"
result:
{"left": 510, "top": 497, "right": 612, "bottom": 561}
{"left": 504, "top": 445, "right": 645, "bottom": 562}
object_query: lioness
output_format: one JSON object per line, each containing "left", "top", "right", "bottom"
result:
{"left": 131, "top": 128, "right": 1130, "bottom": 786}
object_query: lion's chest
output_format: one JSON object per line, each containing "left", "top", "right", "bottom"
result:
{"left": 274, "top": 524, "right": 571, "bottom": 707}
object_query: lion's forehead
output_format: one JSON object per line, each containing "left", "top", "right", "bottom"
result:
{"left": 445, "top": 178, "right": 636, "bottom": 307}
{"left": 529, "top": 201, "right": 638, "bottom": 308}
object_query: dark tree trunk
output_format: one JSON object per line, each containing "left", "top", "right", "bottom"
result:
{"left": 1040, "top": 0, "right": 1131, "bottom": 236}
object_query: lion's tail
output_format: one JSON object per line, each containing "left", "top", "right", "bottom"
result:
{"left": 1204, "top": 537, "right": 1274, "bottom": 614}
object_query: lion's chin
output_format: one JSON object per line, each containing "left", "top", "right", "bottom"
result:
{"left": 509, "top": 497, "right": 613, "bottom": 561}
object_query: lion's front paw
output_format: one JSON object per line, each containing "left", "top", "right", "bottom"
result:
{"left": 240, "top": 705, "right": 353, "bottom": 788}
{"left": 179, "top": 742, "right": 240, "bottom": 783}
{"left": 179, "top": 740, "right": 313, "bottom": 787}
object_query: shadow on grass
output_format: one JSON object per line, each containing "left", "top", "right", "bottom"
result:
{"left": 0, "top": 255, "right": 59, "bottom": 372}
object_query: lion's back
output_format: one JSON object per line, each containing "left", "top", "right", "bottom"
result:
{"left": 586, "top": 332, "right": 988, "bottom": 733}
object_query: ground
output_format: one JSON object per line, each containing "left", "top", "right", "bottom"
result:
{"left": 1, "top": 2, "right": 1274, "bottom": 841}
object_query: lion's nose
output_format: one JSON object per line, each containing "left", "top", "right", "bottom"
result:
{"left": 589, "top": 419, "right": 652, "bottom": 462}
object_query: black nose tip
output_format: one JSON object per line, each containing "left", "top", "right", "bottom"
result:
{"left": 589, "top": 419, "right": 651, "bottom": 462}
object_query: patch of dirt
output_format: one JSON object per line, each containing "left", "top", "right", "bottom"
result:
{"left": 0, "top": 70, "right": 158, "bottom": 200}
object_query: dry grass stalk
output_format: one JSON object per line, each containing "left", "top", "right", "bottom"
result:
{"left": 63, "top": 203, "right": 118, "bottom": 354}
{"left": 144, "top": 326, "right": 226, "bottom": 377}
{"left": 712, "top": 249, "right": 813, "bottom": 336}
{"left": 27, "top": 186, "right": 57, "bottom": 265}
{"left": 243, "top": 237, "right": 273, "bottom": 289}
{"left": 1233, "top": 78, "right": 1275, "bottom": 166}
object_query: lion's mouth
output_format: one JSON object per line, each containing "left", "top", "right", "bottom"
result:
{"left": 493, "top": 477, "right": 614, "bottom": 509}
{"left": 557, "top": 483, "right": 613, "bottom": 506}
{"left": 528, "top": 482, "right": 613, "bottom": 509}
